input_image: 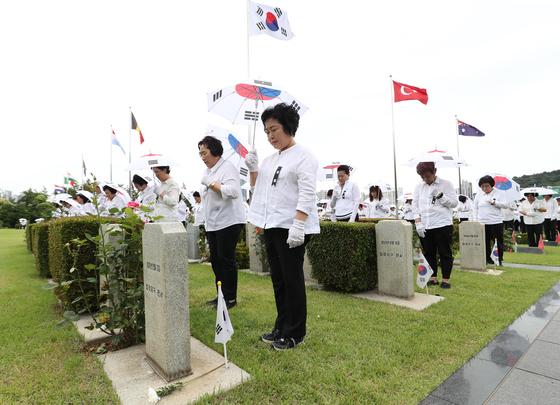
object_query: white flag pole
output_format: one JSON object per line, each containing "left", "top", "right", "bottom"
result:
{"left": 110, "top": 126, "right": 113, "bottom": 183}
{"left": 128, "top": 107, "right": 132, "bottom": 192}
{"left": 389, "top": 75, "right": 399, "bottom": 216}
{"left": 223, "top": 342, "right": 229, "bottom": 369}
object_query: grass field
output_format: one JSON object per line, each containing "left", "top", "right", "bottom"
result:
{"left": 504, "top": 244, "right": 560, "bottom": 266}
{"left": 2, "top": 228, "right": 559, "bottom": 404}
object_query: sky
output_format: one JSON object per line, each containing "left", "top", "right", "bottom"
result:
{"left": 1, "top": 0, "right": 559, "bottom": 197}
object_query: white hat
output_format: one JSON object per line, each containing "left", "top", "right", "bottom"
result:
{"left": 77, "top": 190, "right": 94, "bottom": 201}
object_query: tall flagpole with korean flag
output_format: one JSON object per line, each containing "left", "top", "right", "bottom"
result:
{"left": 246, "top": 0, "right": 294, "bottom": 147}
{"left": 391, "top": 76, "right": 429, "bottom": 214}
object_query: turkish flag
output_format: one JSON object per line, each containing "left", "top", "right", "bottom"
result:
{"left": 393, "top": 80, "right": 429, "bottom": 105}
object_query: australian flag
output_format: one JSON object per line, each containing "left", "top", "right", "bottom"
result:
{"left": 457, "top": 120, "right": 485, "bottom": 137}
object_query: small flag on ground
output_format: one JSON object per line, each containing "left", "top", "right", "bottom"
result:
{"left": 215, "top": 282, "right": 234, "bottom": 344}
{"left": 131, "top": 112, "right": 145, "bottom": 144}
{"left": 556, "top": 232, "right": 560, "bottom": 244}
{"left": 248, "top": 0, "right": 294, "bottom": 40}
{"left": 457, "top": 120, "right": 485, "bottom": 137}
{"left": 512, "top": 230, "right": 518, "bottom": 252}
{"left": 538, "top": 236, "right": 545, "bottom": 251}
{"left": 416, "top": 252, "right": 434, "bottom": 289}
{"left": 111, "top": 127, "right": 126, "bottom": 154}
{"left": 393, "top": 80, "right": 429, "bottom": 105}
{"left": 491, "top": 240, "right": 500, "bottom": 265}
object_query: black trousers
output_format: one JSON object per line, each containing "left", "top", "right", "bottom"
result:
{"left": 206, "top": 224, "right": 243, "bottom": 301}
{"left": 503, "top": 220, "right": 514, "bottom": 231}
{"left": 543, "top": 219, "right": 556, "bottom": 241}
{"left": 420, "top": 225, "right": 454, "bottom": 279}
{"left": 485, "top": 223, "right": 504, "bottom": 263}
{"left": 263, "top": 228, "right": 309, "bottom": 339}
{"left": 459, "top": 218, "right": 469, "bottom": 223}
{"left": 526, "top": 223, "right": 543, "bottom": 247}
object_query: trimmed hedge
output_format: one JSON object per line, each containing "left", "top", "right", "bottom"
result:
{"left": 25, "top": 224, "right": 34, "bottom": 252}
{"left": 48, "top": 217, "right": 115, "bottom": 311}
{"left": 32, "top": 222, "right": 50, "bottom": 277}
{"left": 307, "top": 221, "right": 377, "bottom": 292}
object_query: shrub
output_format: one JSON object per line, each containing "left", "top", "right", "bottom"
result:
{"left": 48, "top": 216, "right": 114, "bottom": 311}
{"left": 307, "top": 221, "right": 377, "bottom": 292}
{"left": 236, "top": 239, "right": 250, "bottom": 269}
{"left": 26, "top": 224, "right": 34, "bottom": 253}
{"left": 32, "top": 222, "right": 50, "bottom": 277}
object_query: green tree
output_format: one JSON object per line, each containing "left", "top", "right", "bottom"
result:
{"left": 0, "top": 189, "right": 54, "bottom": 228}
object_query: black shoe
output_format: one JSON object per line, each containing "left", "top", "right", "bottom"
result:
{"left": 440, "top": 281, "right": 451, "bottom": 289}
{"left": 272, "top": 337, "right": 304, "bottom": 351}
{"left": 486, "top": 260, "right": 494, "bottom": 265}
{"left": 261, "top": 329, "right": 281, "bottom": 344}
{"left": 427, "top": 279, "right": 439, "bottom": 286}
{"left": 206, "top": 297, "right": 218, "bottom": 306}
{"left": 226, "top": 299, "right": 236, "bottom": 309}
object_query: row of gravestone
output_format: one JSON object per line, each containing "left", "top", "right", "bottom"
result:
{"left": 103, "top": 220, "right": 492, "bottom": 382}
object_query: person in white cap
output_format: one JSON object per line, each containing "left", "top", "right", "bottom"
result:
{"left": 132, "top": 174, "right": 157, "bottom": 206}
{"left": 76, "top": 190, "right": 96, "bottom": 215}
{"left": 519, "top": 192, "right": 546, "bottom": 247}
{"left": 102, "top": 184, "right": 127, "bottom": 216}
{"left": 61, "top": 198, "right": 84, "bottom": 217}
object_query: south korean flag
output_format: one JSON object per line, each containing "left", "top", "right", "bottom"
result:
{"left": 248, "top": 1, "right": 294, "bottom": 40}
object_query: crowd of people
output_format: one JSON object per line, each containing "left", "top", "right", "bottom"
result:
{"left": 43, "top": 102, "right": 560, "bottom": 352}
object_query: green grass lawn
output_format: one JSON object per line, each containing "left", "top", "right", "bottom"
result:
{"left": 2, "top": 228, "right": 560, "bottom": 404}
{"left": 0, "top": 229, "right": 119, "bottom": 405}
{"left": 504, "top": 244, "right": 560, "bottom": 266}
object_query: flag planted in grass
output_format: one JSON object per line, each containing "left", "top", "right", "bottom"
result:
{"left": 416, "top": 252, "right": 434, "bottom": 289}
{"left": 215, "top": 282, "right": 234, "bottom": 344}
{"left": 491, "top": 240, "right": 500, "bottom": 265}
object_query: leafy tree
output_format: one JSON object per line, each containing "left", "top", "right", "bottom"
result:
{"left": 0, "top": 189, "right": 54, "bottom": 228}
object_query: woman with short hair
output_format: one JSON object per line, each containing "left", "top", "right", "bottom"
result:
{"left": 246, "top": 103, "right": 319, "bottom": 350}
{"left": 76, "top": 190, "right": 96, "bottom": 215}
{"left": 198, "top": 135, "right": 246, "bottom": 309}
{"left": 152, "top": 166, "right": 180, "bottom": 222}
{"left": 103, "top": 185, "right": 127, "bottom": 216}
{"left": 519, "top": 192, "right": 546, "bottom": 247}
{"left": 330, "top": 165, "right": 361, "bottom": 222}
{"left": 473, "top": 175, "right": 511, "bottom": 266}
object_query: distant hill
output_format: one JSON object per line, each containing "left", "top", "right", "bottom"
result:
{"left": 513, "top": 169, "right": 560, "bottom": 187}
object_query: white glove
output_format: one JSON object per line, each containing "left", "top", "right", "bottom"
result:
{"left": 286, "top": 219, "right": 306, "bottom": 248}
{"left": 415, "top": 222, "right": 426, "bottom": 238}
{"left": 245, "top": 150, "right": 259, "bottom": 172}
{"left": 201, "top": 175, "right": 211, "bottom": 188}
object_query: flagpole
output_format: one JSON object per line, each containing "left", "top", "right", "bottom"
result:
{"left": 389, "top": 75, "right": 399, "bottom": 216}
{"left": 110, "top": 126, "right": 113, "bottom": 183}
{"left": 223, "top": 343, "right": 229, "bottom": 368}
{"left": 455, "top": 115, "right": 462, "bottom": 195}
{"left": 246, "top": 0, "right": 253, "bottom": 147}
{"left": 129, "top": 107, "right": 132, "bottom": 191}
{"left": 81, "top": 153, "right": 84, "bottom": 186}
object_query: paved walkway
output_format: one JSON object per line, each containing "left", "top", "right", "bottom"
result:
{"left": 454, "top": 260, "right": 560, "bottom": 273}
{"left": 421, "top": 282, "right": 560, "bottom": 405}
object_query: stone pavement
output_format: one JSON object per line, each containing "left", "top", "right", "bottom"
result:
{"left": 421, "top": 282, "right": 560, "bottom": 405}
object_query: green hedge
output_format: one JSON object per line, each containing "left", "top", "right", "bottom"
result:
{"left": 26, "top": 224, "right": 35, "bottom": 253}
{"left": 32, "top": 222, "right": 50, "bottom": 277}
{"left": 307, "top": 221, "right": 377, "bottom": 292}
{"left": 48, "top": 217, "right": 115, "bottom": 311}
{"left": 236, "top": 239, "right": 250, "bottom": 269}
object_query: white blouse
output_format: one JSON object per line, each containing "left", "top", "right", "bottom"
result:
{"left": 248, "top": 144, "right": 319, "bottom": 234}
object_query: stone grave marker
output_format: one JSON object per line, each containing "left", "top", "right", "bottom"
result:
{"left": 142, "top": 222, "right": 191, "bottom": 381}
{"left": 376, "top": 220, "right": 414, "bottom": 299}
{"left": 246, "top": 223, "right": 270, "bottom": 273}
{"left": 186, "top": 222, "right": 201, "bottom": 261}
{"left": 459, "top": 221, "right": 487, "bottom": 271}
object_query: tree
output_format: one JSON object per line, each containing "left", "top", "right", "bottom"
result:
{"left": 0, "top": 189, "right": 54, "bottom": 228}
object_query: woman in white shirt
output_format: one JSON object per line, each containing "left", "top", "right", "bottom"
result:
{"left": 246, "top": 103, "right": 319, "bottom": 351}
{"left": 152, "top": 166, "right": 180, "bottom": 223}
{"left": 198, "top": 136, "right": 246, "bottom": 310}
{"left": 519, "top": 192, "right": 546, "bottom": 247}
{"left": 402, "top": 198, "right": 415, "bottom": 223}
{"left": 473, "top": 175, "right": 511, "bottom": 266}
{"left": 362, "top": 185, "right": 390, "bottom": 219}
{"left": 330, "top": 165, "right": 361, "bottom": 222}
{"left": 76, "top": 190, "right": 96, "bottom": 215}
{"left": 456, "top": 195, "right": 472, "bottom": 222}
{"left": 103, "top": 185, "right": 127, "bottom": 216}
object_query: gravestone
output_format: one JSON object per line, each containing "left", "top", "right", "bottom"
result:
{"left": 517, "top": 246, "right": 544, "bottom": 254}
{"left": 246, "top": 223, "right": 270, "bottom": 273}
{"left": 186, "top": 223, "right": 201, "bottom": 261}
{"left": 376, "top": 220, "right": 414, "bottom": 299}
{"left": 142, "top": 222, "right": 191, "bottom": 381}
{"left": 459, "top": 221, "right": 487, "bottom": 271}
{"left": 99, "top": 223, "right": 123, "bottom": 304}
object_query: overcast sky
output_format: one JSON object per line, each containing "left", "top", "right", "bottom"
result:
{"left": 1, "top": 0, "right": 559, "bottom": 196}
